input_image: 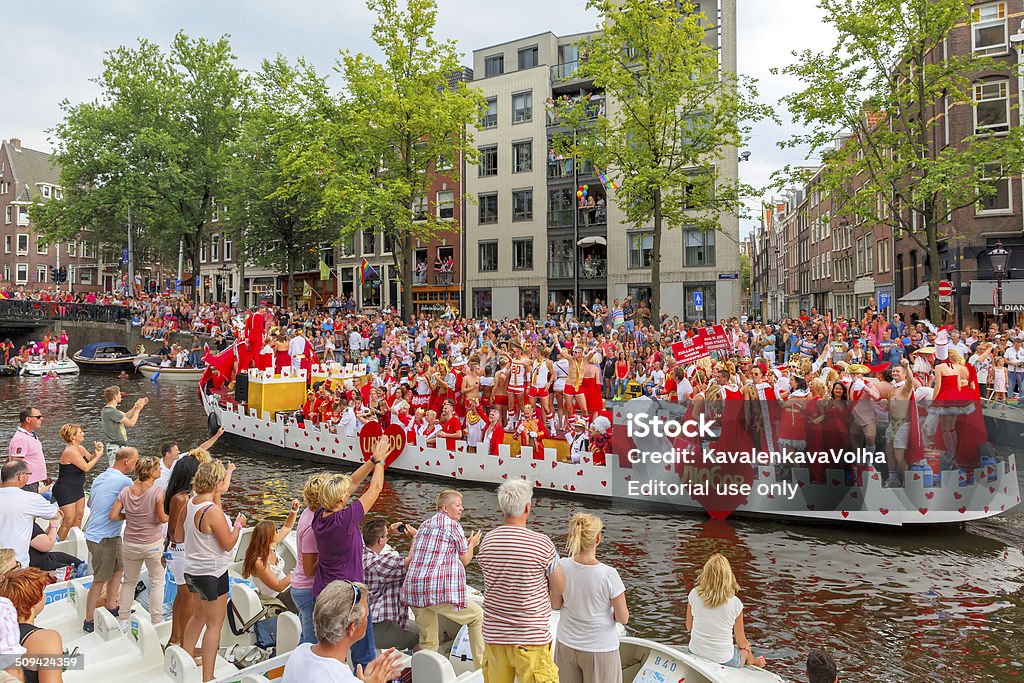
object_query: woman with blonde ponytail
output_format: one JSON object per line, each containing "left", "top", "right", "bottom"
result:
{"left": 551, "top": 513, "right": 628, "bottom": 683}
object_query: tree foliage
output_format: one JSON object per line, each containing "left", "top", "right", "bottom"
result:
{"left": 553, "top": 0, "right": 771, "bottom": 322}
{"left": 287, "top": 0, "right": 485, "bottom": 319}
{"left": 224, "top": 56, "right": 335, "bottom": 308}
{"left": 774, "top": 0, "right": 1024, "bottom": 320}
{"left": 34, "top": 32, "right": 248, "bottom": 295}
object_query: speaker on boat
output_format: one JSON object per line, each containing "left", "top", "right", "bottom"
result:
{"left": 234, "top": 372, "right": 249, "bottom": 402}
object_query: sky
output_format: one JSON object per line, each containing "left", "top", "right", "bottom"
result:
{"left": 0, "top": 0, "right": 837, "bottom": 238}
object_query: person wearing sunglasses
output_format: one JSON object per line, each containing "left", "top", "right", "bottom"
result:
{"left": 7, "top": 408, "right": 48, "bottom": 493}
{"left": 281, "top": 580, "right": 403, "bottom": 683}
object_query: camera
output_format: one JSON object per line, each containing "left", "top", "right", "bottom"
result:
{"left": 397, "top": 523, "right": 407, "bottom": 534}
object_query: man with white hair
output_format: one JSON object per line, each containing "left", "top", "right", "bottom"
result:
{"left": 282, "top": 579, "right": 402, "bottom": 682}
{"left": 477, "top": 479, "right": 563, "bottom": 681}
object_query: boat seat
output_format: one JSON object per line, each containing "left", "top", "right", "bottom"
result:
{"left": 222, "top": 582, "right": 266, "bottom": 648}
{"left": 276, "top": 612, "right": 301, "bottom": 655}
{"left": 51, "top": 526, "right": 87, "bottom": 563}
{"left": 412, "top": 650, "right": 459, "bottom": 682}
{"left": 162, "top": 645, "right": 238, "bottom": 683}
{"left": 64, "top": 613, "right": 162, "bottom": 682}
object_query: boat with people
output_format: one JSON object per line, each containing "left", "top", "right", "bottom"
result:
{"left": 35, "top": 523, "right": 783, "bottom": 683}
{"left": 72, "top": 341, "right": 141, "bottom": 372}
{"left": 19, "top": 358, "right": 80, "bottom": 375}
{"left": 200, "top": 365, "right": 1020, "bottom": 527}
{"left": 136, "top": 362, "right": 205, "bottom": 382}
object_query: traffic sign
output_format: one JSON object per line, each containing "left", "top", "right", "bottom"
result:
{"left": 195, "top": 275, "right": 201, "bottom": 287}
{"left": 938, "top": 280, "right": 954, "bottom": 297}
{"left": 693, "top": 291, "right": 704, "bottom": 310}
{"left": 878, "top": 292, "right": 890, "bottom": 310}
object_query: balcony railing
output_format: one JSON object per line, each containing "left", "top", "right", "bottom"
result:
{"left": 548, "top": 209, "right": 574, "bottom": 228}
{"left": 580, "top": 258, "right": 607, "bottom": 280}
{"left": 412, "top": 271, "right": 456, "bottom": 286}
{"left": 547, "top": 208, "right": 607, "bottom": 228}
{"left": 545, "top": 106, "right": 602, "bottom": 128}
{"left": 547, "top": 159, "right": 596, "bottom": 179}
{"left": 548, "top": 260, "right": 574, "bottom": 279}
{"left": 550, "top": 61, "right": 580, "bottom": 81}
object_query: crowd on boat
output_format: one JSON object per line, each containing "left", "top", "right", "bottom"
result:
{"left": 0, "top": 416, "right": 842, "bottom": 683}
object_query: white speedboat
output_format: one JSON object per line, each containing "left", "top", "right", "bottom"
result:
{"left": 20, "top": 358, "right": 79, "bottom": 375}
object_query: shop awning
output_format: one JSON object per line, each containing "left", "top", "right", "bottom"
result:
{"left": 898, "top": 285, "right": 929, "bottom": 305}
{"left": 969, "top": 280, "right": 1024, "bottom": 312}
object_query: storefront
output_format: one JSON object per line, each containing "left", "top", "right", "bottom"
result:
{"left": 969, "top": 279, "right": 1024, "bottom": 327}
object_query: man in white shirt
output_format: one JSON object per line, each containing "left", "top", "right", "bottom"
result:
{"left": 0, "top": 460, "right": 60, "bottom": 568}
{"left": 289, "top": 331, "right": 308, "bottom": 370}
{"left": 281, "top": 580, "right": 402, "bottom": 683}
{"left": 154, "top": 427, "right": 225, "bottom": 490}
{"left": 349, "top": 328, "right": 362, "bottom": 354}
{"left": 1006, "top": 337, "right": 1024, "bottom": 400}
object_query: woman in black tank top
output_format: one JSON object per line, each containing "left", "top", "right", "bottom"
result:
{"left": 0, "top": 567, "right": 65, "bottom": 683}
{"left": 52, "top": 424, "right": 104, "bottom": 540}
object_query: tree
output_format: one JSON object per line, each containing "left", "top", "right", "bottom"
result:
{"left": 225, "top": 56, "right": 334, "bottom": 308}
{"left": 552, "top": 0, "right": 771, "bottom": 323}
{"left": 35, "top": 32, "right": 248, "bottom": 298}
{"left": 292, "top": 0, "right": 484, "bottom": 319}
{"left": 774, "top": 0, "right": 1024, "bottom": 320}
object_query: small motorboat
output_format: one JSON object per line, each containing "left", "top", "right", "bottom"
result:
{"left": 136, "top": 362, "right": 205, "bottom": 382}
{"left": 20, "top": 358, "right": 80, "bottom": 376}
{"left": 72, "top": 342, "right": 140, "bottom": 372}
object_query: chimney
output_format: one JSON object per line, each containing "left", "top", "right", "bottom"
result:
{"left": 9, "top": 138, "right": 20, "bottom": 151}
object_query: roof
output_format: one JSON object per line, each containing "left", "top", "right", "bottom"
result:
{"left": 77, "top": 342, "right": 133, "bottom": 358}
{"left": 3, "top": 140, "right": 61, "bottom": 203}
{"left": 864, "top": 110, "right": 886, "bottom": 129}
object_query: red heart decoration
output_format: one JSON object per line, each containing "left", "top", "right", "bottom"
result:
{"left": 984, "top": 506, "right": 990, "bottom": 513}
{"left": 498, "top": 458, "right": 504, "bottom": 465}
{"left": 551, "top": 461, "right": 557, "bottom": 468}
{"left": 501, "top": 473, "right": 507, "bottom": 479}
{"left": 577, "top": 469, "right": 584, "bottom": 476}
{"left": 958, "top": 506, "right": 967, "bottom": 514}
{"left": 569, "top": 485, "right": 575, "bottom": 491}
{"left": 954, "top": 491, "right": 963, "bottom": 500}
{"left": 831, "top": 479, "right": 841, "bottom": 486}
{"left": 841, "top": 511, "right": 849, "bottom": 518}
{"left": 479, "top": 464, "right": 485, "bottom": 470}
{"left": 358, "top": 421, "right": 407, "bottom": 467}
{"left": 850, "top": 491, "right": 859, "bottom": 499}
{"left": 919, "top": 508, "right": 928, "bottom": 515}
{"left": 913, "top": 473, "right": 921, "bottom": 480}
{"left": 879, "top": 508, "right": 889, "bottom": 515}
{"left": 806, "top": 504, "right": 816, "bottom": 511}
{"left": 925, "top": 491, "right": 934, "bottom": 499}
{"left": 600, "top": 481, "right": 607, "bottom": 487}
{"left": 530, "top": 462, "right": 537, "bottom": 469}
{"left": 458, "top": 467, "right": 463, "bottom": 475}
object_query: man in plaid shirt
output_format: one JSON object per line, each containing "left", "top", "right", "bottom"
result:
{"left": 361, "top": 518, "right": 419, "bottom": 651}
{"left": 400, "top": 489, "right": 484, "bottom": 670}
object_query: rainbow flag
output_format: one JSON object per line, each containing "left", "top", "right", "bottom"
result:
{"left": 598, "top": 170, "right": 620, "bottom": 191}
{"left": 360, "top": 258, "right": 378, "bottom": 284}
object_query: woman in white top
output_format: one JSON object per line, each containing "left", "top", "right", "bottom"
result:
{"left": 242, "top": 502, "right": 299, "bottom": 600}
{"left": 181, "top": 460, "right": 247, "bottom": 682}
{"left": 551, "top": 513, "right": 628, "bottom": 683}
{"left": 686, "top": 553, "right": 766, "bottom": 668}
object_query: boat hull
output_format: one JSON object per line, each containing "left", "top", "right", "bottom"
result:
{"left": 72, "top": 354, "right": 139, "bottom": 372}
{"left": 202, "top": 394, "right": 1021, "bottom": 527}
{"left": 137, "top": 364, "right": 203, "bottom": 382}
{"left": 21, "top": 360, "right": 80, "bottom": 376}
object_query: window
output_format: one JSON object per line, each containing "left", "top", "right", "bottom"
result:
{"left": 512, "top": 91, "right": 532, "bottom": 123}
{"left": 629, "top": 231, "right": 654, "bottom": 268}
{"left": 200, "top": 242, "right": 207, "bottom": 263}
{"left": 4, "top": 206, "right": 10, "bottom": 224}
{"left": 3, "top": 236, "right": 9, "bottom": 254}
{"left": 479, "top": 241, "right": 498, "bottom": 272}
{"left": 518, "top": 46, "right": 538, "bottom": 70}
{"left": 512, "top": 189, "right": 533, "bottom": 221}
{"left": 211, "top": 235, "right": 220, "bottom": 261}
{"left": 473, "top": 288, "right": 492, "bottom": 318}
{"left": 683, "top": 285, "right": 715, "bottom": 322}
{"left": 520, "top": 287, "right": 540, "bottom": 318}
{"left": 413, "top": 195, "right": 428, "bottom": 221}
{"left": 54, "top": 188, "right": 61, "bottom": 200}
{"left": 67, "top": 241, "right": 76, "bottom": 257}
{"left": 478, "top": 193, "right": 498, "bottom": 224}
{"left": 42, "top": 186, "right": 50, "bottom": 198}
{"left": 512, "top": 140, "right": 532, "bottom": 173}
{"left": 972, "top": 3, "right": 1007, "bottom": 54}
{"left": 2, "top": 265, "right": 7, "bottom": 282}
{"left": 340, "top": 233, "right": 356, "bottom": 257}
{"left": 224, "top": 239, "right": 232, "bottom": 261}
{"left": 513, "top": 238, "right": 534, "bottom": 270}
{"left": 362, "top": 228, "right": 376, "bottom": 255}
{"left": 17, "top": 207, "right": 28, "bottom": 226}
{"left": 978, "top": 163, "right": 1012, "bottom": 213}
{"left": 481, "top": 98, "right": 498, "bottom": 128}
{"left": 16, "top": 234, "right": 28, "bottom": 255}
{"left": 15, "top": 264, "right": 27, "bottom": 285}
{"left": 81, "top": 242, "right": 94, "bottom": 258}
{"left": 683, "top": 229, "right": 715, "bottom": 266}
{"left": 80, "top": 268, "right": 93, "bottom": 285}
{"left": 479, "top": 146, "right": 498, "bottom": 177}
{"left": 484, "top": 54, "right": 504, "bottom": 77}
{"left": 877, "top": 240, "right": 890, "bottom": 273}
{"left": 974, "top": 80, "right": 1009, "bottom": 134}
{"left": 437, "top": 191, "right": 455, "bottom": 219}
{"left": 36, "top": 265, "right": 46, "bottom": 283}
{"left": 36, "top": 236, "right": 46, "bottom": 255}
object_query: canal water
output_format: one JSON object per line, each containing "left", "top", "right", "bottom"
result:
{"left": 4, "top": 373, "right": 1023, "bottom": 682}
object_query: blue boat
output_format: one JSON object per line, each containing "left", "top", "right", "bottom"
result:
{"left": 72, "top": 341, "right": 140, "bottom": 372}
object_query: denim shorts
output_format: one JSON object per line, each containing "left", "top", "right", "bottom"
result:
{"left": 723, "top": 647, "right": 744, "bottom": 668}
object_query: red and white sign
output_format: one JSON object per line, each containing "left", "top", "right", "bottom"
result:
{"left": 359, "top": 422, "right": 408, "bottom": 468}
{"left": 938, "top": 280, "right": 954, "bottom": 297}
{"left": 671, "top": 338, "right": 709, "bottom": 364}
{"left": 696, "top": 325, "right": 731, "bottom": 352}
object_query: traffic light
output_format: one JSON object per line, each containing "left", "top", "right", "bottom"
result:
{"left": 58, "top": 266, "right": 68, "bottom": 284}
{"left": 50, "top": 266, "right": 59, "bottom": 283}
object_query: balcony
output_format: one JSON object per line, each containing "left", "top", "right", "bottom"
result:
{"left": 548, "top": 260, "right": 574, "bottom": 279}
{"left": 580, "top": 257, "right": 607, "bottom": 280}
{"left": 547, "top": 208, "right": 607, "bottom": 229}
{"left": 547, "top": 158, "right": 595, "bottom": 180}
{"left": 550, "top": 61, "right": 580, "bottom": 82}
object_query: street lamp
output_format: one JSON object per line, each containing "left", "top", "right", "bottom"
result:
{"left": 990, "top": 241, "right": 1010, "bottom": 328}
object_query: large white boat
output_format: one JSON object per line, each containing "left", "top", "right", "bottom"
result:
{"left": 19, "top": 358, "right": 80, "bottom": 375}
{"left": 201, "top": 369, "right": 1021, "bottom": 527}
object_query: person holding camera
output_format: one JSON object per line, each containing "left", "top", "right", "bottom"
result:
{"left": 361, "top": 518, "right": 418, "bottom": 650}
{"left": 400, "top": 489, "right": 483, "bottom": 669}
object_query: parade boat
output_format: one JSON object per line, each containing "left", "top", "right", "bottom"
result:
{"left": 200, "top": 367, "right": 1021, "bottom": 528}
{"left": 19, "top": 357, "right": 80, "bottom": 375}
{"left": 72, "top": 341, "right": 140, "bottom": 371}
